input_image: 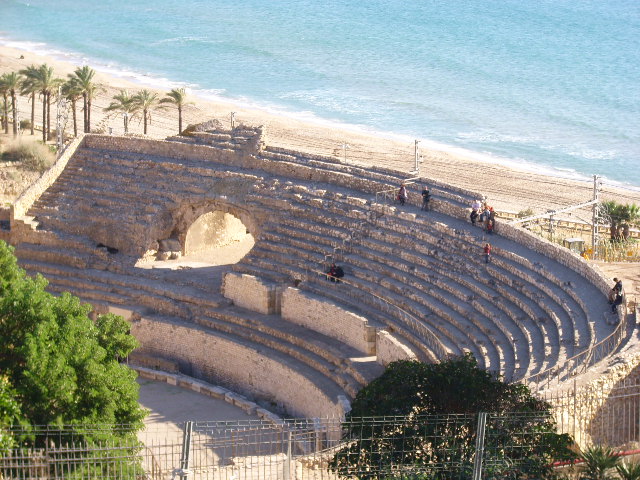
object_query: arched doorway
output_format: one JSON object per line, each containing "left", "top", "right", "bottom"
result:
{"left": 182, "top": 211, "right": 254, "bottom": 265}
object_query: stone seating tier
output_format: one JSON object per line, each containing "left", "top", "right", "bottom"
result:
{"left": 244, "top": 193, "right": 592, "bottom": 376}
{"left": 11, "top": 136, "right": 615, "bottom": 414}
{"left": 15, "top": 257, "right": 377, "bottom": 407}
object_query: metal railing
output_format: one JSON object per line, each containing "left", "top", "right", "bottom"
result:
{"left": 524, "top": 295, "right": 631, "bottom": 390}
{"left": 304, "top": 267, "right": 448, "bottom": 360}
{"left": 0, "top": 413, "right": 571, "bottom": 480}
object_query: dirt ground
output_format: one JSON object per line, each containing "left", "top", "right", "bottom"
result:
{"left": 593, "top": 261, "right": 640, "bottom": 303}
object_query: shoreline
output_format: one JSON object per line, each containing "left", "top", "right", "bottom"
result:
{"left": 3, "top": 35, "right": 635, "bottom": 192}
{"left": 1, "top": 41, "right": 639, "bottom": 214}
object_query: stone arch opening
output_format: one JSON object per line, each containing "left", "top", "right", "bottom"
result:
{"left": 150, "top": 200, "right": 259, "bottom": 268}
{"left": 181, "top": 210, "right": 255, "bottom": 265}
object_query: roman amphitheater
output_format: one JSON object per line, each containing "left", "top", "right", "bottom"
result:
{"left": 1, "top": 124, "right": 638, "bottom": 437}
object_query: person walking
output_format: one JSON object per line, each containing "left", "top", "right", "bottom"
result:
{"left": 397, "top": 182, "right": 408, "bottom": 206}
{"left": 421, "top": 185, "right": 431, "bottom": 211}
{"left": 483, "top": 243, "right": 492, "bottom": 264}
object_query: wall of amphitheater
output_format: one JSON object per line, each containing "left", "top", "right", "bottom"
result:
{"left": 222, "top": 273, "right": 281, "bottom": 315}
{"left": 549, "top": 309, "right": 640, "bottom": 447}
{"left": 281, "top": 287, "right": 377, "bottom": 356}
{"left": 129, "top": 315, "right": 347, "bottom": 418}
{"left": 8, "top": 130, "right": 634, "bottom": 427}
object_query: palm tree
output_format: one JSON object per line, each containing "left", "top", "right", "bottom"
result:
{"left": 601, "top": 201, "right": 625, "bottom": 241}
{"left": 132, "top": 89, "right": 159, "bottom": 135}
{"left": 0, "top": 72, "right": 22, "bottom": 137}
{"left": 103, "top": 90, "right": 138, "bottom": 134}
{"left": 159, "top": 87, "right": 193, "bottom": 134}
{"left": 32, "top": 64, "right": 63, "bottom": 142}
{"left": 620, "top": 203, "right": 640, "bottom": 240}
{"left": 19, "top": 64, "right": 40, "bottom": 135}
{"left": 617, "top": 460, "right": 640, "bottom": 480}
{"left": 579, "top": 445, "right": 619, "bottom": 480}
{"left": 68, "top": 66, "right": 102, "bottom": 133}
{"left": 0, "top": 79, "right": 8, "bottom": 134}
{"left": 62, "top": 79, "right": 83, "bottom": 137}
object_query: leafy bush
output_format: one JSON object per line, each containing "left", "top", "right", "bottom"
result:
{"left": 0, "top": 139, "right": 55, "bottom": 173}
{"left": 19, "top": 119, "right": 31, "bottom": 131}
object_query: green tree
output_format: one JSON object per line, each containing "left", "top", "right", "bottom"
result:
{"left": 62, "top": 79, "right": 84, "bottom": 137}
{"left": 0, "top": 240, "right": 145, "bottom": 445}
{"left": 0, "top": 72, "right": 22, "bottom": 137}
{"left": 68, "top": 66, "right": 102, "bottom": 133}
{"left": 0, "top": 85, "right": 8, "bottom": 134}
{"left": 19, "top": 64, "right": 40, "bottom": 136}
{"left": 600, "top": 201, "right": 640, "bottom": 241}
{"left": 160, "top": 87, "right": 194, "bottom": 134}
{"left": 0, "top": 376, "right": 25, "bottom": 453}
{"left": 104, "top": 90, "right": 138, "bottom": 134}
{"left": 31, "top": 64, "right": 63, "bottom": 142}
{"left": 332, "top": 355, "right": 574, "bottom": 479}
{"left": 132, "top": 89, "right": 159, "bottom": 135}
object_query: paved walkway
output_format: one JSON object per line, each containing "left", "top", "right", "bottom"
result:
{"left": 137, "top": 378, "right": 261, "bottom": 445}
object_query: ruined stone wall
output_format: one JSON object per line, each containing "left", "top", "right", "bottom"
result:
{"left": 130, "top": 316, "right": 346, "bottom": 418}
{"left": 547, "top": 309, "right": 640, "bottom": 447}
{"left": 222, "top": 272, "right": 280, "bottom": 315}
{"left": 499, "top": 222, "right": 612, "bottom": 296}
{"left": 281, "top": 288, "right": 377, "bottom": 356}
{"left": 10, "top": 135, "right": 85, "bottom": 227}
{"left": 376, "top": 330, "right": 417, "bottom": 365}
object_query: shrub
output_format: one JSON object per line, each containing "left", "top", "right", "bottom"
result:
{"left": 0, "top": 139, "right": 55, "bottom": 173}
{"left": 19, "top": 119, "right": 31, "bottom": 131}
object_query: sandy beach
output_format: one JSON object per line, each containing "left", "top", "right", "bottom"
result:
{"left": 1, "top": 43, "right": 639, "bottom": 215}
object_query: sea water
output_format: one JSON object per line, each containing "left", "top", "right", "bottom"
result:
{"left": 1, "top": 0, "right": 639, "bottom": 187}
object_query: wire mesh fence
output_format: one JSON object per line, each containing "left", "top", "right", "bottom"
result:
{"left": 0, "top": 410, "right": 600, "bottom": 480}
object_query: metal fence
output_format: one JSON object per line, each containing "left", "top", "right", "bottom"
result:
{"left": 524, "top": 297, "right": 632, "bottom": 390}
{"left": 1, "top": 412, "right": 576, "bottom": 480}
{"left": 544, "top": 377, "right": 640, "bottom": 449}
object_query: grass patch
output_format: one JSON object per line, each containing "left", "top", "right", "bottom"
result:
{"left": 1, "top": 138, "right": 55, "bottom": 173}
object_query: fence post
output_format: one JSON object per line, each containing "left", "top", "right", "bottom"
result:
{"left": 472, "top": 413, "right": 488, "bottom": 480}
{"left": 178, "top": 421, "right": 193, "bottom": 479}
{"left": 284, "top": 430, "right": 293, "bottom": 480}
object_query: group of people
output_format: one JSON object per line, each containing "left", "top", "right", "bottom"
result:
{"left": 470, "top": 199, "right": 496, "bottom": 234}
{"left": 396, "top": 183, "right": 432, "bottom": 211}
{"left": 326, "top": 262, "right": 345, "bottom": 283}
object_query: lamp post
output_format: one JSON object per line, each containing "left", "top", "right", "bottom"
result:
{"left": 230, "top": 112, "right": 236, "bottom": 130}
{"left": 342, "top": 143, "right": 349, "bottom": 163}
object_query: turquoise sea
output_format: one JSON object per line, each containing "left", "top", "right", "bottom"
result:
{"left": 1, "top": 0, "right": 639, "bottom": 187}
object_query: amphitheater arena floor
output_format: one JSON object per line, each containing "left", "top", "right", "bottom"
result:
{"left": 137, "top": 377, "right": 261, "bottom": 445}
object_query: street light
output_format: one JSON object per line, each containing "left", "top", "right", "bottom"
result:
{"left": 342, "top": 143, "right": 350, "bottom": 163}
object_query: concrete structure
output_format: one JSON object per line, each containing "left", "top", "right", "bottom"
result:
{"left": 4, "top": 124, "right": 633, "bottom": 418}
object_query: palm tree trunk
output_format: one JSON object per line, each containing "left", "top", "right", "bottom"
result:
{"left": 30, "top": 92, "right": 35, "bottom": 135}
{"left": 87, "top": 97, "right": 91, "bottom": 133}
{"left": 41, "top": 92, "right": 47, "bottom": 142}
{"left": 82, "top": 93, "right": 88, "bottom": 133}
{"left": 71, "top": 98, "right": 78, "bottom": 137}
{"left": 11, "top": 92, "right": 18, "bottom": 137}
{"left": 2, "top": 94, "right": 8, "bottom": 134}
{"left": 143, "top": 108, "right": 148, "bottom": 134}
{"left": 178, "top": 106, "right": 182, "bottom": 134}
{"left": 46, "top": 92, "right": 52, "bottom": 141}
